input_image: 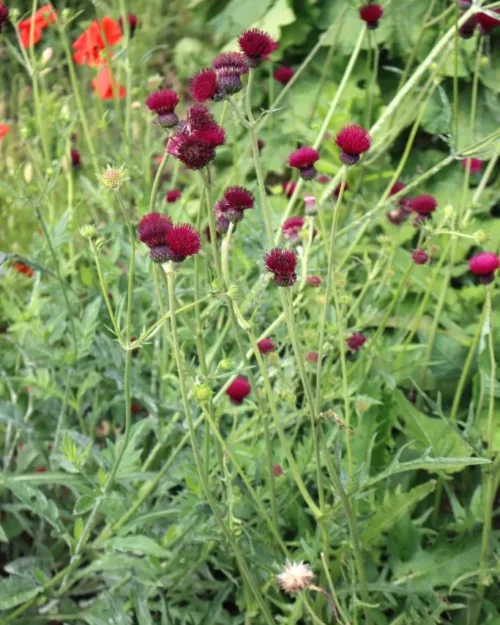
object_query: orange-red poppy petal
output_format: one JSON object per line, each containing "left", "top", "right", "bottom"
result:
{"left": 91, "top": 66, "right": 126, "bottom": 100}
{"left": 0, "top": 124, "right": 10, "bottom": 139}
{"left": 19, "top": 21, "right": 43, "bottom": 47}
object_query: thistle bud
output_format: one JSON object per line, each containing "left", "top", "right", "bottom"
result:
{"left": 193, "top": 384, "right": 213, "bottom": 404}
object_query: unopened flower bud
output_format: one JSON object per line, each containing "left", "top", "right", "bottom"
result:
{"left": 474, "top": 229, "right": 487, "bottom": 244}
{"left": 41, "top": 48, "right": 53, "bottom": 65}
{"left": 193, "top": 384, "right": 212, "bottom": 404}
{"left": 80, "top": 224, "right": 97, "bottom": 238}
{"left": 218, "top": 358, "right": 234, "bottom": 372}
{"left": 304, "top": 195, "right": 316, "bottom": 215}
{"left": 228, "top": 284, "right": 243, "bottom": 301}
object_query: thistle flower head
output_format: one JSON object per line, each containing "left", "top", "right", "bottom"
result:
{"left": 165, "top": 189, "right": 182, "bottom": 203}
{"left": 71, "top": 148, "right": 81, "bottom": 168}
{"left": 0, "top": 4, "right": 10, "bottom": 30}
{"left": 359, "top": 4, "right": 384, "bottom": 29}
{"left": 272, "top": 464, "right": 283, "bottom": 477}
{"left": 193, "top": 125, "right": 226, "bottom": 147}
{"left": 469, "top": 251, "right": 500, "bottom": 283}
{"left": 145, "top": 89, "right": 180, "bottom": 128}
{"left": 165, "top": 224, "right": 201, "bottom": 262}
{"left": 411, "top": 194, "right": 437, "bottom": 215}
{"left": 412, "top": 249, "right": 429, "bottom": 265}
{"left": 138, "top": 212, "right": 172, "bottom": 248}
{"left": 476, "top": 9, "right": 500, "bottom": 35}
{"left": 288, "top": 147, "right": 320, "bottom": 180}
{"left": 212, "top": 51, "right": 248, "bottom": 74}
{"left": 184, "top": 104, "right": 217, "bottom": 133}
{"left": 277, "top": 561, "right": 314, "bottom": 594}
{"left": 461, "top": 157, "right": 483, "bottom": 174}
{"left": 265, "top": 248, "right": 297, "bottom": 287}
{"left": 282, "top": 216, "right": 305, "bottom": 241}
{"left": 390, "top": 181, "right": 406, "bottom": 196}
{"left": 459, "top": 14, "right": 477, "bottom": 38}
{"left": 307, "top": 275, "right": 322, "bottom": 287}
{"left": 346, "top": 332, "right": 366, "bottom": 351}
{"left": 317, "top": 174, "right": 330, "bottom": 184}
{"left": 169, "top": 135, "right": 216, "bottom": 170}
{"left": 226, "top": 376, "right": 251, "bottom": 404}
{"left": 257, "top": 337, "right": 276, "bottom": 354}
{"left": 335, "top": 125, "right": 371, "bottom": 165}
{"left": 238, "top": 28, "right": 278, "bottom": 67}
{"left": 216, "top": 186, "right": 255, "bottom": 223}
{"left": 274, "top": 66, "right": 294, "bottom": 85}
{"left": 118, "top": 13, "right": 138, "bottom": 37}
{"left": 212, "top": 51, "right": 247, "bottom": 96}
{"left": 190, "top": 68, "right": 219, "bottom": 103}
{"left": 306, "top": 351, "right": 319, "bottom": 364}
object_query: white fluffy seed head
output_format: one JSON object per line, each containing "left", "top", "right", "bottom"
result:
{"left": 277, "top": 560, "right": 314, "bottom": 594}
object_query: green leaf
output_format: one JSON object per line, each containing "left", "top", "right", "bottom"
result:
{"left": 109, "top": 535, "right": 171, "bottom": 558}
{"left": 362, "top": 481, "right": 436, "bottom": 544}
{"left": 0, "top": 524, "right": 7, "bottom": 543}
{"left": 0, "top": 577, "right": 42, "bottom": 610}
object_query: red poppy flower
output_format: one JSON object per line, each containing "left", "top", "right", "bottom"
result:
{"left": 72, "top": 17, "right": 122, "bottom": 66}
{"left": 0, "top": 124, "right": 10, "bottom": 139}
{"left": 91, "top": 66, "right": 126, "bottom": 100}
{"left": 18, "top": 4, "right": 56, "bottom": 48}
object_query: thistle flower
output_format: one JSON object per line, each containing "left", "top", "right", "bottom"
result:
{"left": 277, "top": 561, "right": 314, "bottom": 594}
{"left": 335, "top": 125, "right": 371, "bottom": 165}
{"left": 70, "top": 149, "right": 81, "bottom": 168}
{"left": 346, "top": 333, "right": 366, "bottom": 351}
{"left": 226, "top": 376, "right": 251, "bottom": 404}
{"left": 118, "top": 13, "right": 138, "bottom": 37}
{"left": 317, "top": 174, "right": 330, "bottom": 184}
{"left": 190, "top": 68, "right": 219, "bottom": 103}
{"left": 168, "top": 135, "right": 215, "bottom": 170}
{"left": 165, "top": 189, "right": 182, "bottom": 203}
{"left": 282, "top": 216, "right": 305, "bottom": 241}
{"left": 163, "top": 224, "right": 201, "bottom": 262}
{"left": 274, "top": 66, "right": 294, "bottom": 85}
{"left": 459, "top": 14, "right": 477, "bottom": 38}
{"left": 138, "top": 212, "right": 172, "bottom": 248}
{"left": 307, "top": 275, "right": 322, "bottom": 287}
{"left": 0, "top": 4, "right": 9, "bottom": 30}
{"left": 390, "top": 181, "right": 406, "bottom": 196}
{"left": 216, "top": 186, "right": 255, "bottom": 223}
{"left": 257, "top": 139, "right": 265, "bottom": 152}
{"left": 212, "top": 51, "right": 248, "bottom": 96}
{"left": 288, "top": 147, "right": 320, "bottom": 181}
{"left": 359, "top": 4, "right": 384, "bottom": 29}
{"left": 272, "top": 464, "right": 283, "bottom": 477}
{"left": 476, "top": 9, "right": 500, "bottom": 35}
{"left": 238, "top": 28, "right": 278, "bottom": 67}
{"left": 390, "top": 181, "right": 411, "bottom": 213}
{"left": 265, "top": 248, "right": 297, "bottom": 287}
{"left": 333, "top": 183, "right": 349, "bottom": 198}
{"left": 145, "top": 89, "right": 180, "bottom": 128}
{"left": 257, "top": 338, "right": 276, "bottom": 354}
{"left": 469, "top": 252, "right": 500, "bottom": 284}
{"left": 412, "top": 249, "right": 429, "bottom": 265}
{"left": 304, "top": 195, "right": 316, "bottom": 215}
{"left": 282, "top": 180, "right": 296, "bottom": 198}
{"left": 411, "top": 194, "right": 437, "bottom": 219}
{"left": 212, "top": 51, "right": 248, "bottom": 75}
{"left": 184, "top": 104, "right": 217, "bottom": 133}
{"left": 306, "top": 351, "right": 319, "bottom": 364}
{"left": 461, "top": 157, "right": 483, "bottom": 174}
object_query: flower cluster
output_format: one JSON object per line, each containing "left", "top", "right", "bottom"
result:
{"left": 138, "top": 212, "right": 201, "bottom": 263}
{"left": 168, "top": 105, "right": 225, "bottom": 170}
{"left": 18, "top": 4, "right": 56, "bottom": 48}
{"left": 214, "top": 186, "right": 255, "bottom": 231}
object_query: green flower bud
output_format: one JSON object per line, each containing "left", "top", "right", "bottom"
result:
{"left": 79, "top": 224, "right": 97, "bottom": 239}
{"left": 193, "top": 384, "right": 212, "bottom": 404}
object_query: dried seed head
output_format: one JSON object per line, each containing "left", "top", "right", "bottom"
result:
{"left": 101, "top": 166, "right": 127, "bottom": 189}
{"left": 277, "top": 561, "right": 314, "bottom": 594}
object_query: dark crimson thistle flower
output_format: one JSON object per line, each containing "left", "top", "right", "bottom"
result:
{"left": 469, "top": 252, "right": 500, "bottom": 284}
{"left": 307, "top": 275, "right": 322, "bottom": 287}
{"left": 282, "top": 180, "right": 296, "bottom": 198}
{"left": 412, "top": 249, "right": 429, "bottom": 265}
{"left": 145, "top": 89, "right": 180, "bottom": 128}
{"left": 0, "top": 3, "right": 9, "bottom": 30}
{"left": 282, "top": 216, "right": 305, "bottom": 241}
{"left": 274, "top": 66, "right": 294, "bottom": 85}
{"left": 138, "top": 212, "right": 172, "bottom": 249}
{"left": 226, "top": 376, "right": 251, "bottom": 404}
{"left": 306, "top": 351, "right": 319, "bottom": 364}
{"left": 272, "top": 464, "right": 283, "bottom": 477}
{"left": 169, "top": 136, "right": 216, "bottom": 170}
{"left": 118, "top": 13, "right": 138, "bottom": 37}
{"left": 335, "top": 125, "right": 371, "bottom": 165}
{"left": 389, "top": 181, "right": 411, "bottom": 214}
{"left": 346, "top": 333, "right": 366, "bottom": 352}
{"left": 215, "top": 186, "right": 255, "bottom": 223}
{"left": 257, "top": 139, "right": 265, "bottom": 152}
{"left": 212, "top": 52, "right": 248, "bottom": 96}
{"left": 317, "top": 174, "right": 330, "bottom": 184}
{"left": 165, "top": 189, "right": 182, "bottom": 203}
{"left": 459, "top": 15, "right": 477, "bottom": 38}
{"left": 265, "top": 248, "right": 297, "bottom": 287}
{"left": 461, "top": 157, "right": 483, "bottom": 174}
{"left": 390, "top": 181, "right": 406, "bottom": 196}
{"left": 411, "top": 194, "right": 437, "bottom": 222}
{"left": 70, "top": 149, "right": 81, "bottom": 168}
{"left": 477, "top": 9, "right": 500, "bottom": 35}
{"left": 359, "top": 4, "right": 384, "bottom": 29}
{"left": 257, "top": 337, "right": 276, "bottom": 354}
{"left": 288, "top": 147, "right": 320, "bottom": 180}
{"left": 190, "top": 68, "right": 219, "bottom": 103}
{"left": 238, "top": 28, "right": 278, "bottom": 67}
{"left": 162, "top": 224, "right": 201, "bottom": 262}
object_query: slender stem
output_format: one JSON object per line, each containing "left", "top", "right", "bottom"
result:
{"left": 89, "top": 240, "right": 122, "bottom": 341}
{"left": 164, "top": 262, "right": 275, "bottom": 625}
{"left": 201, "top": 168, "right": 222, "bottom": 274}
{"left": 149, "top": 146, "right": 169, "bottom": 213}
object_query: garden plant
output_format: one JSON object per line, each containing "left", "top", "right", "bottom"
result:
{"left": 1, "top": 0, "right": 500, "bottom": 623}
